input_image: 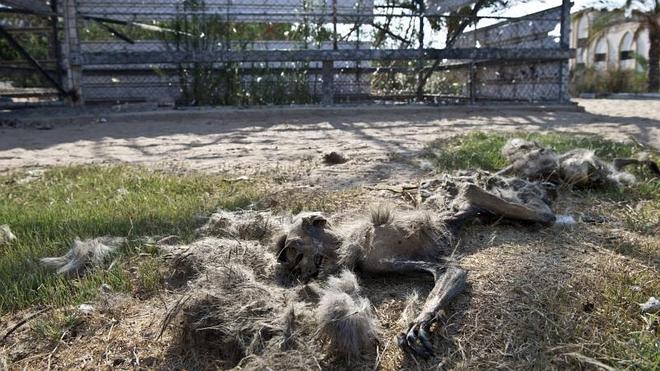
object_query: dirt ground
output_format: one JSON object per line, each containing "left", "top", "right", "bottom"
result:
{"left": 1, "top": 99, "right": 659, "bottom": 370}
{"left": 1, "top": 99, "right": 659, "bottom": 189}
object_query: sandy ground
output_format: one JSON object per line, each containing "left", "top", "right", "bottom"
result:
{"left": 1, "top": 99, "right": 659, "bottom": 189}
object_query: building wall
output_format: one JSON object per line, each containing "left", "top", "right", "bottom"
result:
{"left": 569, "top": 10, "right": 652, "bottom": 71}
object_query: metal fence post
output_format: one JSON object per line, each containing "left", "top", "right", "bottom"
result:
{"left": 321, "top": 60, "right": 334, "bottom": 105}
{"left": 62, "top": 0, "right": 83, "bottom": 105}
{"left": 415, "top": 0, "right": 425, "bottom": 102}
{"left": 50, "top": 0, "right": 64, "bottom": 100}
{"left": 558, "top": 0, "right": 571, "bottom": 102}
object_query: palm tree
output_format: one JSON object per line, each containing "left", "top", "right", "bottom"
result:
{"left": 589, "top": 0, "right": 659, "bottom": 91}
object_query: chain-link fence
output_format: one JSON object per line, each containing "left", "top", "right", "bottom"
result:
{"left": 0, "top": 0, "right": 572, "bottom": 106}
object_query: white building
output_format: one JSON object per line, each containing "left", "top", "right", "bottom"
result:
{"left": 570, "top": 9, "right": 655, "bottom": 71}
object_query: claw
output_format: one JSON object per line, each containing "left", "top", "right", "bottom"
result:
{"left": 396, "top": 322, "right": 434, "bottom": 359}
{"left": 418, "top": 325, "right": 434, "bottom": 352}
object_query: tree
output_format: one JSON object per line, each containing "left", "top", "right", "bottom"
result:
{"left": 591, "top": 0, "right": 660, "bottom": 91}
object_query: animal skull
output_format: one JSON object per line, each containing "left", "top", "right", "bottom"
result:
{"left": 275, "top": 212, "right": 341, "bottom": 282}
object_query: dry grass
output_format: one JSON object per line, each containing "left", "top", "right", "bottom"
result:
{"left": 1, "top": 132, "right": 658, "bottom": 370}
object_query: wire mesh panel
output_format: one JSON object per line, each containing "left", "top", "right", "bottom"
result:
{"left": 18, "top": 0, "right": 572, "bottom": 105}
{"left": 77, "top": 0, "right": 374, "bottom": 23}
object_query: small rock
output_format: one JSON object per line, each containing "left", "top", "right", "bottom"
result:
{"left": 323, "top": 151, "right": 348, "bottom": 165}
{"left": 640, "top": 297, "right": 660, "bottom": 314}
{"left": 630, "top": 285, "right": 641, "bottom": 292}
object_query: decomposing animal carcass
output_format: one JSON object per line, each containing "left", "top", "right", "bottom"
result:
{"left": 499, "top": 138, "right": 659, "bottom": 187}
{"left": 274, "top": 178, "right": 558, "bottom": 358}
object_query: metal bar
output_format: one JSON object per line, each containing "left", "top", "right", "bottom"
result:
{"left": 82, "top": 48, "right": 574, "bottom": 65}
{"left": 332, "top": 0, "right": 338, "bottom": 50}
{"left": 62, "top": 0, "right": 82, "bottom": 104}
{"left": 321, "top": 60, "right": 334, "bottom": 105}
{"left": 415, "top": 0, "right": 425, "bottom": 101}
{"left": 50, "top": 0, "right": 64, "bottom": 100}
{"left": 0, "top": 23, "right": 68, "bottom": 96}
{"left": 90, "top": 18, "right": 135, "bottom": 44}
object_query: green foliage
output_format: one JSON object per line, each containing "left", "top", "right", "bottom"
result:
{"left": 570, "top": 65, "right": 648, "bottom": 95}
{"left": 0, "top": 165, "right": 265, "bottom": 313}
{"left": 161, "top": 0, "right": 316, "bottom": 105}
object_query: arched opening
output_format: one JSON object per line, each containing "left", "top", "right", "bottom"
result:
{"left": 619, "top": 32, "right": 634, "bottom": 69}
{"left": 594, "top": 37, "right": 608, "bottom": 70}
{"left": 575, "top": 15, "right": 589, "bottom": 66}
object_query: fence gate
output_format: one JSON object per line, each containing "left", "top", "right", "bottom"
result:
{"left": 0, "top": 0, "right": 69, "bottom": 106}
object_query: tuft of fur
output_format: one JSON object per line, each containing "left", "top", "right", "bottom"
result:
{"left": 501, "top": 138, "right": 559, "bottom": 180}
{"left": 196, "top": 210, "right": 283, "bottom": 242}
{"left": 559, "top": 149, "right": 636, "bottom": 187}
{"left": 323, "top": 151, "right": 348, "bottom": 165}
{"left": 370, "top": 204, "right": 394, "bottom": 226}
{"left": 0, "top": 224, "right": 16, "bottom": 246}
{"left": 167, "top": 236, "right": 320, "bottom": 369}
{"left": 163, "top": 237, "right": 276, "bottom": 288}
{"left": 40, "top": 237, "right": 127, "bottom": 276}
{"left": 316, "top": 270, "right": 380, "bottom": 360}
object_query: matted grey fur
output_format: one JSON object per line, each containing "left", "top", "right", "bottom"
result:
{"left": 316, "top": 270, "right": 380, "bottom": 360}
{"left": 196, "top": 209, "right": 284, "bottom": 242}
{"left": 40, "top": 236, "right": 127, "bottom": 276}
{"left": 163, "top": 236, "right": 324, "bottom": 369}
{"left": 501, "top": 138, "right": 559, "bottom": 180}
{"left": 0, "top": 224, "right": 16, "bottom": 246}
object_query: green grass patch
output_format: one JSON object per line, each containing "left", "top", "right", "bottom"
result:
{"left": 0, "top": 165, "right": 266, "bottom": 314}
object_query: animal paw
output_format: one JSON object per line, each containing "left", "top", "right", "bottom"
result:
{"left": 396, "top": 319, "right": 434, "bottom": 359}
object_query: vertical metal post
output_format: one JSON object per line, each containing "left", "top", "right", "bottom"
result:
{"left": 355, "top": 1, "right": 361, "bottom": 101}
{"left": 332, "top": 0, "right": 338, "bottom": 50}
{"left": 49, "top": 0, "right": 64, "bottom": 100}
{"left": 558, "top": 0, "right": 571, "bottom": 102}
{"left": 415, "top": 0, "right": 425, "bottom": 102}
{"left": 469, "top": 62, "right": 476, "bottom": 103}
{"left": 62, "top": 0, "right": 83, "bottom": 104}
{"left": 321, "top": 60, "right": 334, "bottom": 105}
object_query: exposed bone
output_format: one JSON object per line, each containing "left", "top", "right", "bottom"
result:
{"left": 463, "top": 184, "right": 556, "bottom": 225}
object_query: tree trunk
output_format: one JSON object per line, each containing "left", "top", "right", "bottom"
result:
{"left": 648, "top": 19, "right": 660, "bottom": 92}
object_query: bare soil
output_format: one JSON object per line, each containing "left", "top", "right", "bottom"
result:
{"left": 2, "top": 100, "right": 659, "bottom": 189}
